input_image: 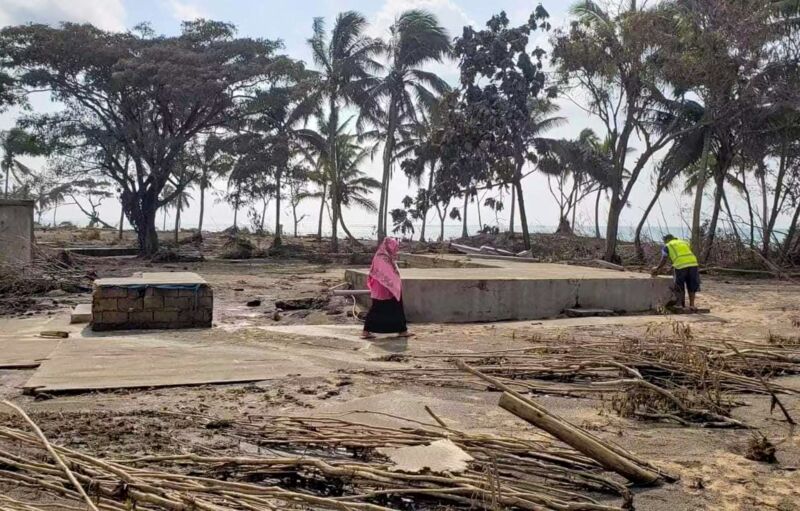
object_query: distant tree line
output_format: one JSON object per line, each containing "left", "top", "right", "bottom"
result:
{"left": 0, "top": 1, "right": 798, "bottom": 264}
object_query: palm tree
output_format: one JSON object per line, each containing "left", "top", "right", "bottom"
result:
{"left": 394, "top": 111, "right": 439, "bottom": 242}
{"left": 1, "top": 128, "right": 45, "bottom": 198}
{"left": 515, "top": 99, "right": 567, "bottom": 233}
{"left": 237, "top": 82, "right": 318, "bottom": 246}
{"left": 188, "top": 134, "right": 234, "bottom": 237}
{"left": 538, "top": 127, "right": 614, "bottom": 235}
{"left": 308, "top": 11, "right": 382, "bottom": 251}
{"left": 372, "top": 10, "right": 451, "bottom": 241}
{"left": 335, "top": 134, "right": 381, "bottom": 241}
{"left": 298, "top": 115, "right": 379, "bottom": 243}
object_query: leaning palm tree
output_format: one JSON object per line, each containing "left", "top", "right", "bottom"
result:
{"left": 335, "top": 135, "right": 381, "bottom": 241}
{"left": 373, "top": 10, "right": 451, "bottom": 241}
{"left": 308, "top": 11, "right": 383, "bottom": 251}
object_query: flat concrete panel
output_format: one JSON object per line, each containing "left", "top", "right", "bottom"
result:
{"left": 95, "top": 272, "right": 208, "bottom": 287}
{"left": 0, "top": 339, "right": 62, "bottom": 368}
{"left": 346, "top": 257, "right": 673, "bottom": 323}
{"left": 23, "top": 336, "right": 329, "bottom": 393}
{"left": 0, "top": 199, "right": 34, "bottom": 265}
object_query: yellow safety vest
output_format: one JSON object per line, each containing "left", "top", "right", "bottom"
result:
{"left": 666, "top": 239, "right": 699, "bottom": 269}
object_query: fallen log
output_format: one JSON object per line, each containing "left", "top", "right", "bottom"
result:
{"left": 498, "top": 393, "right": 662, "bottom": 485}
{"left": 455, "top": 360, "right": 672, "bottom": 486}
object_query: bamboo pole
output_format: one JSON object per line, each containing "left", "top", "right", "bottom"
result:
{"left": 1, "top": 400, "right": 100, "bottom": 511}
{"left": 455, "top": 361, "right": 668, "bottom": 486}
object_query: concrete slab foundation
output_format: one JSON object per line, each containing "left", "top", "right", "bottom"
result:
{"left": 23, "top": 336, "right": 328, "bottom": 393}
{"left": 346, "top": 255, "right": 673, "bottom": 323}
{"left": 0, "top": 339, "right": 62, "bottom": 369}
{"left": 0, "top": 199, "right": 34, "bottom": 265}
{"left": 92, "top": 272, "right": 213, "bottom": 331}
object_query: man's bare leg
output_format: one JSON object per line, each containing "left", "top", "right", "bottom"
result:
{"left": 688, "top": 292, "right": 697, "bottom": 311}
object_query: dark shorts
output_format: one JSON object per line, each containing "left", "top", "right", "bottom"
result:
{"left": 674, "top": 266, "right": 701, "bottom": 294}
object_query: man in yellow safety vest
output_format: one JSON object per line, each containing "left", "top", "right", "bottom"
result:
{"left": 651, "top": 234, "right": 700, "bottom": 310}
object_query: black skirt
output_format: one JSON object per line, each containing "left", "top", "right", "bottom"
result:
{"left": 364, "top": 298, "right": 407, "bottom": 334}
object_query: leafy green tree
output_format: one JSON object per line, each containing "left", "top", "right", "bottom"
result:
{"left": 233, "top": 78, "right": 317, "bottom": 246}
{"left": 0, "top": 20, "right": 297, "bottom": 255}
{"left": 551, "top": 1, "right": 688, "bottom": 261}
{"left": 437, "top": 8, "right": 552, "bottom": 250}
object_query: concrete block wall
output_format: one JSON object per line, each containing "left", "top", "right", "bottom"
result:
{"left": 92, "top": 285, "right": 213, "bottom": 331}
{"left": 0, "top": 199, "right": 34, "bottom": 265}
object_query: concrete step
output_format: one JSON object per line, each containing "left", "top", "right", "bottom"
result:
{"left": 70, "top": 303, "right": 92, "bottom": 324}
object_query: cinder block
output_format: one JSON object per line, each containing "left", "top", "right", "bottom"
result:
{"left": 129, "top": 310, "right": 154, "bottom": 322}
{"left": 164, "top": 297, "right": 191, "bottom": 310}
{"left": 195, "top": 308, "right": 212, "bottom": 323}
{"left": 93, "top": 298, "right": 118, "bottom": 312}
{"left": 98, "top": 286, "right": 129, "bottom": 298}
{"left": 118, "top": 298, "right": 143, "bottom": 311}
{"left": 98, "top": 311, "right": 128, "bottom": 323}
{"left": 128, "top": 288, "right": 144, "bottom": 298}
{"left": 91, "top": 273, "right": 213, "bottom": 330}
{"left": 153, "top": 310, "right": 179, "bottom": 322}
{"left": 143, "top": 296, "right": 164, "bottom": 310}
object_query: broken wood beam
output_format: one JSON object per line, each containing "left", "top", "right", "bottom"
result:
{"left": 455, "top": 359, "right": 672, "bottom": 486}
{"left": 498, "top": 393, "right": 662, "bottom": 485}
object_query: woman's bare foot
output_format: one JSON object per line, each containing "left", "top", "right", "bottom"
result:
{"left": 361, "top": 332, "right": 376, "bottom": 339}
{"left": 397, "top": 331, "right": 414, "bottom": 338}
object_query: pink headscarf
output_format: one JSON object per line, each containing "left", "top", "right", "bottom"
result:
{"left": 367, "top": 237, "right": 402, "bottom": 300}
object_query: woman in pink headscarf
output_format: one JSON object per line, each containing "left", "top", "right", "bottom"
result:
{"left": 362, "top": 237, "right": 412, "bottom": 339}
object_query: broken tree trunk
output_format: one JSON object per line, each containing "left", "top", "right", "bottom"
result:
{"left": 456, "top": 360, "right": 671, "bottom": 486}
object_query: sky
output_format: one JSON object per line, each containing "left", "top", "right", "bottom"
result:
{"left": 0, "top": 0, "right": 760, "bottom": 239}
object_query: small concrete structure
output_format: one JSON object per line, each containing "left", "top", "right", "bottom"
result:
{"left": 92, "top": 272, "right": 213, "bottom": 331}
{"left": 346, "top": 254, "right": 673, "bottom": 323}
{"left": 0, "top": 198, "right": 34, "bottom": 265}
{"left": 70, "top": 304, "right": 92, "bottom": 324}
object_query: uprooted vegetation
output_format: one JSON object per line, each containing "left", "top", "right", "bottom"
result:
{"left": 0, "top": 409, "right": 638, "bottom": 511}
{"left": 361, "top": 322, "right": 800, "bottom": 428}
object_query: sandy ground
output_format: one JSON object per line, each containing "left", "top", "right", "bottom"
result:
{"left": 1, "top": 230, "right": 799, "bottom": 510}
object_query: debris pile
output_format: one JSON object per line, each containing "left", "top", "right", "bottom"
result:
{"left": 363, "top": 324, "right": 800, "bottom": 428}
{"left": 0, "top": 408, "right": 640, "bottom": 511}
{"left": 0, "top": 248, "right": 91, "bottom": 315}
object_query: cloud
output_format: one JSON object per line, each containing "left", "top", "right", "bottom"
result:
{"left": 166, "top": 0, "right": 209, "bottom": 22}
{"left": 0, "top": 0, "right": 126, "bottom": 31}
{"left": 368, "top": 0, "right": 475, "bottom": 39}
{"left": 368, "top": 0, "right": 475, "bottom": 87}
